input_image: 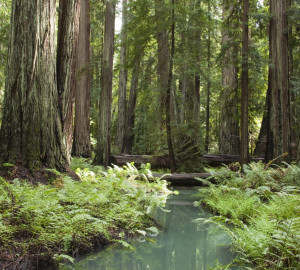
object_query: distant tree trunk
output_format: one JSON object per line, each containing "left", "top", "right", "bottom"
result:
{"left": 179, "top": 38, "right": 187, "bottom": 124}
{"left": 254, "top": 85, "right": 270, "bottom": 157}
{"left": 193, "top": 1, "right": 201, "bottom": 125}
{"left": 205, "top": 0, "right": 211, "bottom": 153}
{"left": 94, "top": 1, "right": 115, "bottom": 166}
{"left": 117, "top": 0, "right": 128, "bottom": 153}
{"left": 240, "top": 0, "right": 250, "bottom": 166}
{"left": 155, "top": 0, "right": 169, "bottom": 125}
{"left": 72, "top": 0, "right": 92, "bottom": 158}
{"left": 57, "top": 0, "right": 81, "bottom": 162}
{"left": 0, "top": 0, "right": 68, "bottom": 173}
{"left": 266, "top": 0, "right": 290, "bottom": 162}
{"left": 123, "top": 48, "right": 143, "bottom": 154}
{"left": 166, "top": 0, "right": 176, "bottom": 172}
{"left": 220, "top": 2, "right": 240, "bottom": 155}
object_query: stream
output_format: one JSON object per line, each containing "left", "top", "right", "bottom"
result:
{"left": 71, "top": 187, "right": 235, "bottom": 270}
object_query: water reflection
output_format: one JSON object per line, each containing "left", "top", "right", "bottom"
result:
{"left": 72, "top": 188, "right": 233, "bottom": 270}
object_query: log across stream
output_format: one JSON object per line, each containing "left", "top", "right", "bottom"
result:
{"left": 151, "top": 173, "right": 212, "bottom": 186}
{"left": 110, "top": 154, "right": 263, "bottom": 186}
{"left": 110, "top": 154, "right": 263, "bottom": 169}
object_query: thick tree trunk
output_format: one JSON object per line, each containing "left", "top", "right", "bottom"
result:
{"left": 57, "top": 0, "right": 81, "bottom": 162}
{"left": 94, "top": 0, "right": 115, "bottom": 166}
{"left": 240, "top": 0, "right": 250, "bottom": 166}
{"left": 117, "top": 0, "right": 128, "bottom": 153}
{"left": 72, "top": 0, "right": 92, "bottom": 158}
{"left": 0, "top": 0, "right": 68, "bottom": 173}
{"left": 266, "top": 0, "right": 290, "bottom": 162}
{"left": 220, "top": 2, "right": 240, "bottom": 155}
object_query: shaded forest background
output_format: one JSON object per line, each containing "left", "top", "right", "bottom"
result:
{"left": 0, "top": 0, "right": 299, "bottom": 174}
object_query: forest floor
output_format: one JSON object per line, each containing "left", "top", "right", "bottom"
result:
{"left": 0, "top": 158, "right": 171, "bottom": 269}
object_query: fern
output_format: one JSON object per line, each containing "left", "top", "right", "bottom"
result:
{"left": 0, "top": 158, "right": 170, "bottom": 268}
{"left": 195, "top": 162, "right": 300, "bottom": 269}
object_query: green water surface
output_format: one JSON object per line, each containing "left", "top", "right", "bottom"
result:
{"left": 71, "top": 188, "right": 234, "bottom": 270}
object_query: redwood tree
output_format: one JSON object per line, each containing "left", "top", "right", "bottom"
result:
{"left": 219, "top": 1, "right": 240, "bottom": 155}
{"left": 266, "top": 0, "right": 290, "bottom": 162}
{"left": 94, "top": 0, "right": 115, "bottom": 166}
{"left": 240, "top": 0, "right": 250, "bottom": 166}
{"left": 0, "top": 0, "right": 68, "bottom": 172}
{"left": 117, "top": 0, "right": 128, "bottom": 153}
{"left": 57, "top": 0, "right": 81, "bottom": 161}
{"left": 72, "top": 0, "right": 92, "bottom": 158}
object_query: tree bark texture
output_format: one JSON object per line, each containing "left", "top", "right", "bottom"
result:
{"left": 155, "top": 0, "right": 169, "bottom": 125}
{"left": 220, "top": 2, "right": 240, "bottom": 155}
{"left": 94, "top": 1, "right": 115, "bottom": 166}
{"left": 57, "top": 0, "right": 81, "bottom": 162}
{"left": 266, "top": 0, "right": 290, "bottom": 162}
{"left": 240, "top": 0, "right": 250, "bottom": 166}
{"left": 117, "top": 0, "right": 128, "bottom": 153}
{"left": 72, "top": 0, "right": 92, "bottom": 158}
{"left": 0, "top": 0, "right": 68, "bottom": 172}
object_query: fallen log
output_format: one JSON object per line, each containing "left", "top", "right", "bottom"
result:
{"left": 109, "top": 154, "right": 171, "bottom": 169}
{"left": 202, "top": 154, "right": 264, "bottom": 166}
{"left": 152, "top": 173, "right": 212, "bottom": 186}
{"left": 110, "top": 154, "right": 264, "bottom": 169}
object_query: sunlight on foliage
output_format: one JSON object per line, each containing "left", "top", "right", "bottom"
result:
{"left": 0, "top": 158, "right": 170, "bottom": 268}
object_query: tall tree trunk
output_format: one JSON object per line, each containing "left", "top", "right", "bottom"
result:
{"left": 205, "top": 0, "right": 211, "bottom": 153}
{"left": 155, "top": 0, "right": 169, "bottom": 126}
{"left": 288, "top": 0, "right": 296, "bottom": 159}
{"left": 220, "top": 2, "right": 240, "bottom": 155}
{"left": 0, "top": 0, "right": 68, "bottom": 173}
{"left": 117, "top": 0, "right": 128, "bottom": 153}
{"left": 166, "top": 0, "right": 176, "bottom": 172}
{"left": 94, "top": 0, "right": 115, "bottom": 166}
{"left": 123, "top": 48, "right": 143, "bottom": 154}
{"left": 57, "top": 0, "right": 81, "bottom": 162}
{"left": 266, "top": 0, "right": 290, "bottom": 162}
{"left": 72, "top": 0, "right": 92, "bottom": 158}
{"left": 240, "top": 0, "right": 250, "bottom": 166}
{"left": 193, "top": 1, "right": 201, "bottom": 125}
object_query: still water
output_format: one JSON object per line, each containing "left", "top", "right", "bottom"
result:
{"left": 72, "top": 188, "right": 234, "bottom": 270}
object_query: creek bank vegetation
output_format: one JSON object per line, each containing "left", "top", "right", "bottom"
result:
{"left": 196, "top": 162, "right": 300, "bottom": 269}
{"left": 0, "top": 158, "right": 170, "bottom": 269}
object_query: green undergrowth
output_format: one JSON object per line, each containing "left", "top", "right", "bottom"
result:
{"left": 0, "top": 158, "right": 171, "bottom": 269}
{"left": 195, "top": 162, "right": 300, "bottom": 270}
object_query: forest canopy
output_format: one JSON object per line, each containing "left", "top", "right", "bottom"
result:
{"left": 0, "top": 0, "right": 299, "bottom": 174}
